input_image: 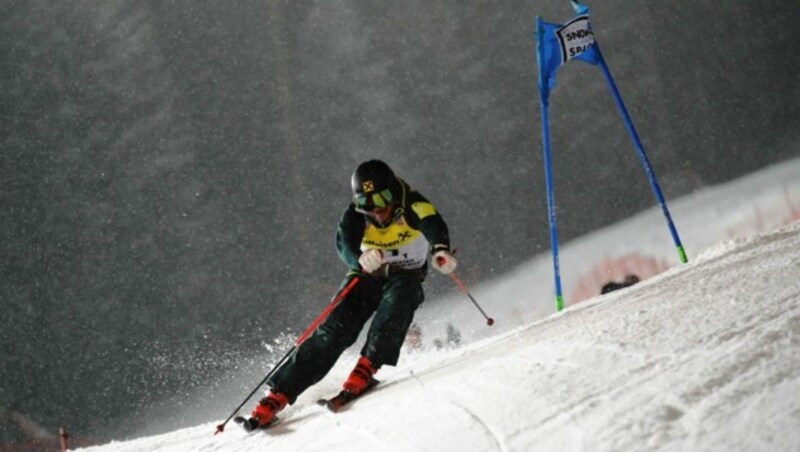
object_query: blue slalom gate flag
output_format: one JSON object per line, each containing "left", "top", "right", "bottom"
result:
{"left": 532, "top": 1, "right": 687, "bottom": 312}
{"left": 536, "top": 1, "right": 599, "bottom": 102}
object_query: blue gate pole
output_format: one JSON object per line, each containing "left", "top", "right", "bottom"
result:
{"left": 536, "top": 17, "right": 565, "bottom": 311}
{"left": 594, "top": 46, "right": 688, "bottom": 263}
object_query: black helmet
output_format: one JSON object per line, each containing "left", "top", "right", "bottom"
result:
{"left": 351, "top": 160, "right": 398, "bottom": 211}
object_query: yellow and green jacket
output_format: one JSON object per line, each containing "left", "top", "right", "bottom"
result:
{"left": 336, "top": 179, "right": 450, "bottom": 275}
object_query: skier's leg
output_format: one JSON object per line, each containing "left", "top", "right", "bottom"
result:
{"left": 267, "top": 277, "right": 381, "bottom": 403}
{"left": 360, "top": 274, "right": 425, "bottom": 367}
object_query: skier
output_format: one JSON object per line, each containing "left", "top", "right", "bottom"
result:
{"left": 246, "top": 159, "right": 457, "bottom": 428}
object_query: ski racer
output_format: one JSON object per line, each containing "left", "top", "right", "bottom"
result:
{"left": 246, "top": 159, "right": 457, "bottom": 428}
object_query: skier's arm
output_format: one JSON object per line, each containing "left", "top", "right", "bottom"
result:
{"left": 336, "top": 204, "right": 366, "bottom": 270}
{"left": 408, "top": 196, "right": 456, "bottom": 274}
{"left": 405, "top": 192, "right": 451, "bottom": 251}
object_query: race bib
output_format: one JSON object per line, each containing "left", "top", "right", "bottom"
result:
{"left": 361, "top": 217, "right": 430, "bottom": 269}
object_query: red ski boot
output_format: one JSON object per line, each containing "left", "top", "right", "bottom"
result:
{"left": 343, "top": 356, "right": 380, "bottom": 395}
{"left": 316, "top": 356, "right": 381, "bottom": 412}
{"left": 240, "top": 391, "right": 288, "bottom": 431}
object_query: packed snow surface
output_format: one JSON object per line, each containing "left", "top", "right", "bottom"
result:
{"left": 83, "top": 161, "right": 800, "bottom": 451}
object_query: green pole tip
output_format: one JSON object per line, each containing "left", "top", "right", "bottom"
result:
{"left": 677, "top": 246, "right": 688, "bottom": 264}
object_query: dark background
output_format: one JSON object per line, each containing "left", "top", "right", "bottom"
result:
{"left": 2, "top": 0, "right": 798, "bottom": 444}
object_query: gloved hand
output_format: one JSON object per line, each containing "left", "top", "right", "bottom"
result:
{"left": 432, "top": 249, "right": 457, "bottom": 275}
{"left": 358, "top": 249, "right": 384, "bottom": 273}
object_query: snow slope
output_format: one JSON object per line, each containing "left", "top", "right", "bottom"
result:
{"left": 417, "top": 157, "right": 800, "bottom": 346}
{"left": 82, "top": 160, "right": 800, "bottom": 452}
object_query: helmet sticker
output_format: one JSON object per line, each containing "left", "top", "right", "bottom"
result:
{"left": 362, "top": 180, "right": 374, "bottom": 193}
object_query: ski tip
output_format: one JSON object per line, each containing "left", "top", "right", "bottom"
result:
{"left": 325, "top": 401, "right": 340, "bottom": 413}
{"left": 233, "top": 416, "right": 256, "bottom": 432}
{"left": 234, "top": 415, "right": 281, "bottom": 432}
{"left": 316, "top": 398, "right": 339, "bottom": 412}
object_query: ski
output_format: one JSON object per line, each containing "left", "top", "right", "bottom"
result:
{"left": 316, "top": 377, "right": 379, "bottom": 413}
{"left": 233, "top": 415, "right": 280, "bottom": 432}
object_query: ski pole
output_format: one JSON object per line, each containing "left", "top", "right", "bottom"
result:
{"left": 214, "top": 276, "right": 361, "bottom": 434}
{"left": 437, "top": 256, "right": 494, "bottom": 326}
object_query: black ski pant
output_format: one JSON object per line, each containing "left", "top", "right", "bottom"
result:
{"left": 268, "top": 273, "right": 424, "bottom": 403}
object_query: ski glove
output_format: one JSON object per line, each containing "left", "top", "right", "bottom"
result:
{"left": 359, "top": 249, "right": 384, "bottom": 273}
{"left": 432, "top": 248, "right": 457, "bottom": 275}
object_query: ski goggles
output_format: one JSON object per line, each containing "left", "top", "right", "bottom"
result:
{"left": 354, "top": 188, "right": 394, "bottom": 211}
